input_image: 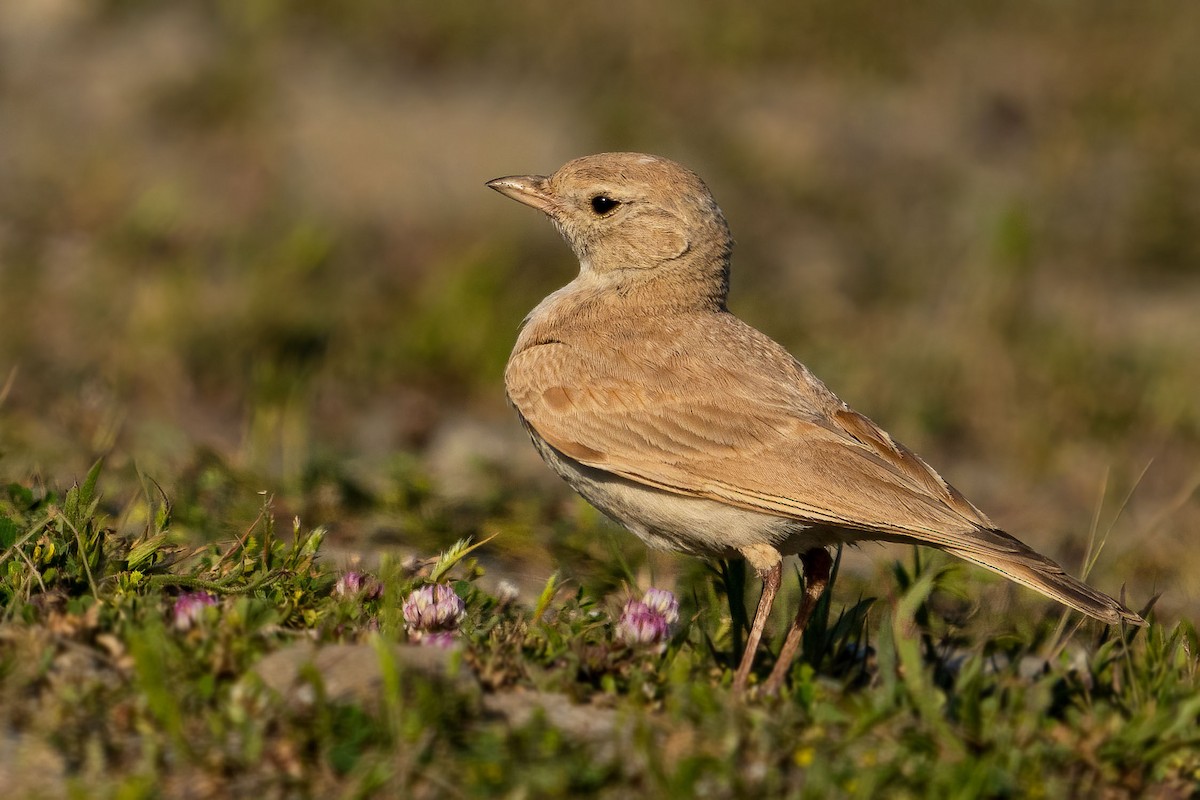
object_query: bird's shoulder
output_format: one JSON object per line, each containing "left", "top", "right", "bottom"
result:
{"left": 508, "top": 305, "right": 837, "bottom": 418}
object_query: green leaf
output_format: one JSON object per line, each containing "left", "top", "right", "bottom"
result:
{"left": 429, "top": 532, "right": 498, "bottom": 583}
{"left": 5, "top": 483, "right": 33, "bottom": 509}
{"left": 81, "top": 458, "right": 103, "bottom": 508}
{"left": 533, "top": 572, "right": 560, "bottom": 624}
{"left": 127, "top": 622, "right": 188, "bottom": 748}
{"left": 0, "top": 516, "right": 17, "bottom": 549}
{"left": 127, "top": 533, "right": 171, "bottom": 570}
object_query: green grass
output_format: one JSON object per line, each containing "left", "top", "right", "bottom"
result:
{"left": 0, "top": 463, "right": 1195, "bottom": 797}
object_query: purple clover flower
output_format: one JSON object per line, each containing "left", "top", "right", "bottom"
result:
{"left": 173, "top": 591, "right": 216, "bottom": 631}
{"left": 615, "top": 587, "right": 680, "bottom": 646}
{"left": 641, "top": 587, "right": 680, "bottom": 625}
{"left": 334, "top": 571, "right": 384, "bottom": 601}
{"left": 402, "top": 583, "right": 465, "bottom": 632}
{"left": 616, "top": 600, "right": 671, "bottom": 646}
{"left": 334, "top": 571, "right": 364, "bottom": 597}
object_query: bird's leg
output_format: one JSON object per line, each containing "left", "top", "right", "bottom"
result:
{"left": 762, "top": 547, "right": 833, "bottom": 696}
{"left": 733, "top": 546, "right": 783, "bottom": 694}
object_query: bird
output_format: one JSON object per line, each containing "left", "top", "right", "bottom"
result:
{"left": 487, "top": 152, "right": 1145, "bottom": 696}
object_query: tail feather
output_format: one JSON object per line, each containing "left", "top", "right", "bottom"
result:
{"left": 943, "top": 528, "right": 1145, "bottom": 627}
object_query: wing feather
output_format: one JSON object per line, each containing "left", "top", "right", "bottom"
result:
{"left": 506, "top": 331, "right": 987, "bottom": 541}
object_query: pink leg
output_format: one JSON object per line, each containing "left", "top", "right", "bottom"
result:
{"left": 762, "top": 548, "right": 833, "bottom": 696}
{"left": 732, "top": 559, "right": 782, "bottom": 694}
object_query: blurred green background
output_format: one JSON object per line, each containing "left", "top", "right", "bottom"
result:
{"left": 0, "top": 1, "right": 1196, "bottom": 619}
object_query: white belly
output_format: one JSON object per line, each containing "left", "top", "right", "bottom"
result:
{"left": 529, "top": 433, "right": 833, "bottom": 559}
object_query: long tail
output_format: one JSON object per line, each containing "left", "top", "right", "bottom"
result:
{"left": 940, "top": 527, "right": 1145, "bottom": 626}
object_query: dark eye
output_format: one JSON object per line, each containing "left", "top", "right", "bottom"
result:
{"left": 590, "top": 195, "right": 619, "bottom": 215}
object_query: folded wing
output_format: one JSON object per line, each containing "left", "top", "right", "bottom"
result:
{"left": 506, "top": 329, "right": 1144, "bottom": 626}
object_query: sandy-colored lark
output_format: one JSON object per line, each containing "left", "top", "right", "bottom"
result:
{"left": 488, "top": 152, "right": 1144, "bottom": 695}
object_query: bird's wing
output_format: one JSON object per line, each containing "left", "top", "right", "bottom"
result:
{"left": 505, "top": 335, "right": 991, "bottom": 543}
{"left": 506, "top": 332, "right": 1145, "bottom": 626}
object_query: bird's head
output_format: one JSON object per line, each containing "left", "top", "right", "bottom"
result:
{"left": 488, "top": 153, "right": 733, "bottom": 306}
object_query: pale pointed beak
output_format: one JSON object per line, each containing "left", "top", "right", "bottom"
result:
{"left": 486, "top": 174, "right": 557, "bottom": 215}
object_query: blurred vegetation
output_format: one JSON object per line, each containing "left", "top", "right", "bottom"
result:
{"left": 0, "top": 1, "right": 1197, "bottom": 791}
